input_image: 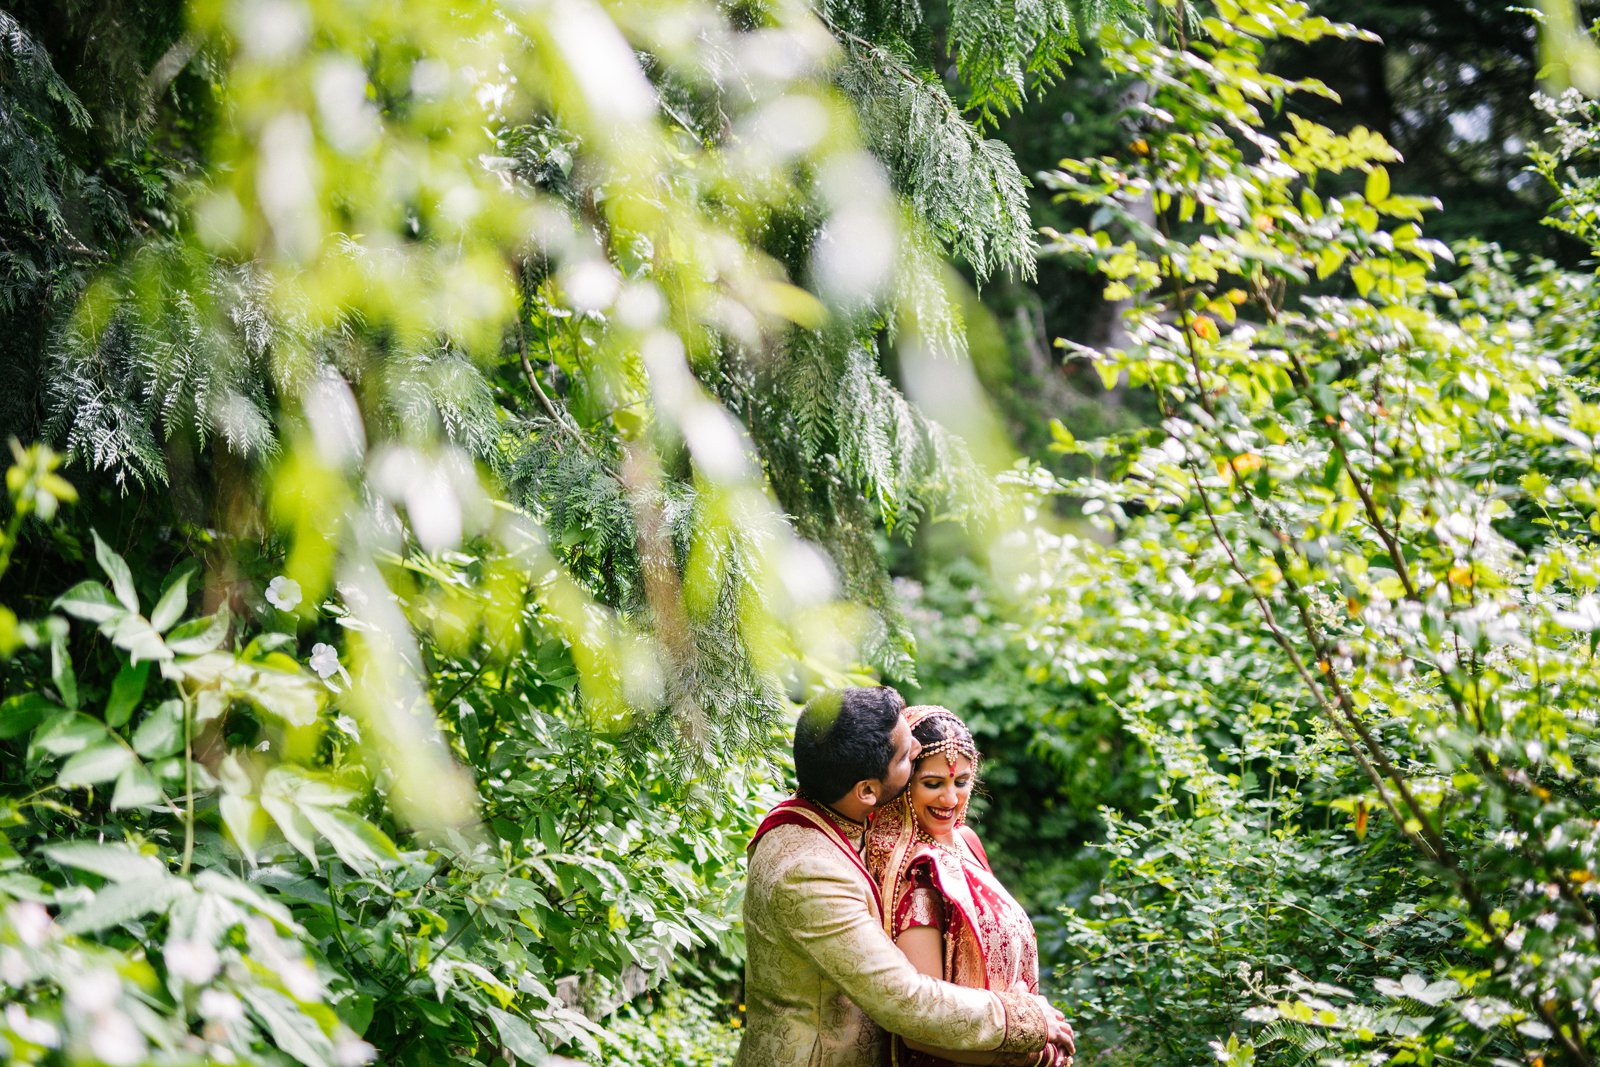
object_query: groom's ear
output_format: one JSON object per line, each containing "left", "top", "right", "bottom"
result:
{"left": 853, "top": 778, "right": 882, "bottom": 809}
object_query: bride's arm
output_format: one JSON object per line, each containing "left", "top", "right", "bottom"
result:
{"left": 895, "top": 927, "right": 1048, "bottom": 1067}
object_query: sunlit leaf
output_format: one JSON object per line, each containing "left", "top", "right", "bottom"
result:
{"left": 57, "top": 738, "right": 134, "bottom": 788}
{"left": 92, "top": 530, "right": 139, "bottom": 613}
{"left": 149, "top": 565, "right": 196, "bottom": 633}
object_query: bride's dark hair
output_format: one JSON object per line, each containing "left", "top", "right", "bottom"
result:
{"left": 907, "top": 708, "right": 980, "bottom": 775}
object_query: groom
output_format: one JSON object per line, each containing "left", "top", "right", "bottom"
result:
{"left": 737, "top": 685, "right": 1075, "bottom": 1067}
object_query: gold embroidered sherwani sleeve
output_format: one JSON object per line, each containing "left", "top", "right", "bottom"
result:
{"left": 770, "top": 847, "right": 1048, "bottom": 1056}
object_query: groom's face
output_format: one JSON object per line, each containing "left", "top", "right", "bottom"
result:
{"left": 874, "top": 715, "right": 921, "bottom": 805}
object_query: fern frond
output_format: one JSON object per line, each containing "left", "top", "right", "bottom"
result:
{"left": 1255, "top": 1019, "right": 1341, "bottom": 1066}
{"left": 945, "top": 0, "right": 1148, "bottom": 128}
{"left": 836, "top": 343, "right": 908, "bottom": 532}
{"left": 838, "top": 42, "right": 1036, "bottom": 282}
{"left": 0, "top": 11, "right": 91, "bottom": 129}
{"left": 43, "top": 317, "right": 169, "bottom": 490}
{"left": 890, "top": 221, "right": 969, "bottom": 361}
{"left": 815, "top": 0, "right": 924, "bottom": 42}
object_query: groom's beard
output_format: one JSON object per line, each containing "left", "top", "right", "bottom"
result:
{"left": 880, "top": 781, "right": 911, "bottom": 806}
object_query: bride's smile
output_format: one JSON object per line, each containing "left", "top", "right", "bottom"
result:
{"left": 909, "top": 755, "right": 975, "bottom": 841}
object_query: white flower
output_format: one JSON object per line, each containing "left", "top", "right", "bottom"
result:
{"left": 165, "top": 938, "right": 220, "bottom": 984}
{"left": 198, "top": 989, "right": 245, "bottom": 1025}
{"left": 67, "top": 969, "right": 120, "bottom": 1014}
{"left": 86, "top": 1009, "right": 145, "bottom": 1066}
{"left": 334, "top": 1037, "right": 377, "bottom": 1066}
{"left": 265, "top": 576, "right": 302, "bottom": 611}
{"left": 1553, "top": 594, "right": 1600, "bottom": 633}
{"left": 8, "top": 900, "right": 53, "bottom": 948}
{"left": 4, "top": 1003, "right": 58, "bottom": 1047}
{"left": 308, "top": 643, "right": 350, "bottom": 692}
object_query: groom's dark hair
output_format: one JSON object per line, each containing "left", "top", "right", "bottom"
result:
{"left": 793, "top": 686, "right": 906, "bottom": 805}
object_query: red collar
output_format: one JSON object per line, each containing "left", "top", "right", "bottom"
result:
{"left": 750, "top": 796, "right": 882, "bottom": 908}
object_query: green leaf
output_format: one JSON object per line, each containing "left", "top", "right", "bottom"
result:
{"left": 0, "top": 604, "right": 17, "bottom": 658}
{"left": 57, "top": 739, "right": 134, "bottom": 788}
{"left": 92, "top": 530, "right": 139, "bottom": 613}
{"left": 219, "top": 793, "right": 273, "bottom": 864}
{"left": 1315, "top": 246, "right": 1347, "bottom": 280}
{"left": 43, "top": 841, "right": 168, "bottom": 882}
{"left": 487, "top": 1007, "right": 547, "bottom": 1064}
{"left": 0, "top": 693, "right": 57, "bottom": 740}
{"left": 336, "top": 992, "right": 374, "bottom": 1036}
{"left": 165, "top": 609, "right": 230, "bottom": 656}
{"left": 260, "top": 791, "right": 321, "bottom": 868}
{"left": 30, "top": 710, "right": 105, "bottom": 758}
{"left": 104, "top": 659, "right": 151, "bottom": 729}
{"left": 1365, "top": 165, "right": 1390, "bottom": 204}
{"left": 192, "top": 869, "right": 299, "bottom": 929}
{"left": 54, "top": 581, "right": 123, "bottom": 623}
{"left": 132, "top": 700, "right": 185, "bottom": 759}
{"left": 1096, "top": 359, "right": 1121, "bottom": 391}
{"left": 104, "top": 612, "right": 172, "bottom": 663}
{"left": 149, "top": 565, "right": 195, "bottom": 633}
{"left": 60, "top": 875, "right": 188, "bottom": 934}
{"left": 298, "top": 806, "right": 400, "bottom": 873}
{"left": 50, "top": 629, "right": 77, "bottom": 708}
{"left": 110, "top": 761, "right": 162, "bottom": 810}
{"left": 1350, "top": 263, "right": 1375, "bottom": 298}
{"left": 247, "top": 664, "right": 323, "bottom": 726}
{"left": 239, "top": 986, "right": 335, "bottom": 1067}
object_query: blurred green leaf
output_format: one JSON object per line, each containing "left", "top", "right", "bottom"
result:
{"left": 104, "top": 659, "right": 151, "bottom": 729}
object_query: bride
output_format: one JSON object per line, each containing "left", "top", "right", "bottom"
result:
{"left": 865, "top": 706, "right": 1051, "bottom": 1067}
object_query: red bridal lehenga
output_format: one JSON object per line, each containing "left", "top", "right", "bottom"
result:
{"left": 864, "top": 745, "right": 1041, "bottom": 1067}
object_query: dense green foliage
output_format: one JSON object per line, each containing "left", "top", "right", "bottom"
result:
{"left": 5, "top": 0, "right": 1600, "bottom": 1065}
{"left": 1023, "top": 3, "right": 1600, "bottom": 1065}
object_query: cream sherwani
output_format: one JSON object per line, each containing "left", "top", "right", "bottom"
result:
{"left": 736, "top": 804, "right": 1050, "bottom": 1067}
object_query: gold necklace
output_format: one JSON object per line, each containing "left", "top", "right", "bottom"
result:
{"left": 915, "top": 826, "right": 967, "bottom": 862}
{"left": 800, "top": 793, "right": 866, "bottom": 837}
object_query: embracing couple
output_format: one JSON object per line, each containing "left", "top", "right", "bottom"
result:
{"left": 736, "top": 686, "right": 1077, "bottom": 1067}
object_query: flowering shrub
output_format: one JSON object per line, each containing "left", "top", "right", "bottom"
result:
{"left": 1025, "top": 1, "right": 1600, "bottom": 1064}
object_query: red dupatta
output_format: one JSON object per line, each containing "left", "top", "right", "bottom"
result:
{"left": 863, "top": 790, "right": 1039, "bottom": 993}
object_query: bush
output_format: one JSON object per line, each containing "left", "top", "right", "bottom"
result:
{"left": 585, "top": 984, "right": 743, "bottom": 1067}
{"left": 1025, "top": 2, "right": 1600, "bottom": 1064}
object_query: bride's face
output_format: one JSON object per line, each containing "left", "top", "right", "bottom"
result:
{"left": 909, "top": 754, "right": 975, "bottom": 840}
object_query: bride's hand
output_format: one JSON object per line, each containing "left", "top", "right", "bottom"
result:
{"left": 1035, "top": 998, "right": 1075, "bottom": 1058}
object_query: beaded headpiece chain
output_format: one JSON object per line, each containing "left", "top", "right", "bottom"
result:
{"left": 904, "top": 706, "right": 979, "bottom": 772}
